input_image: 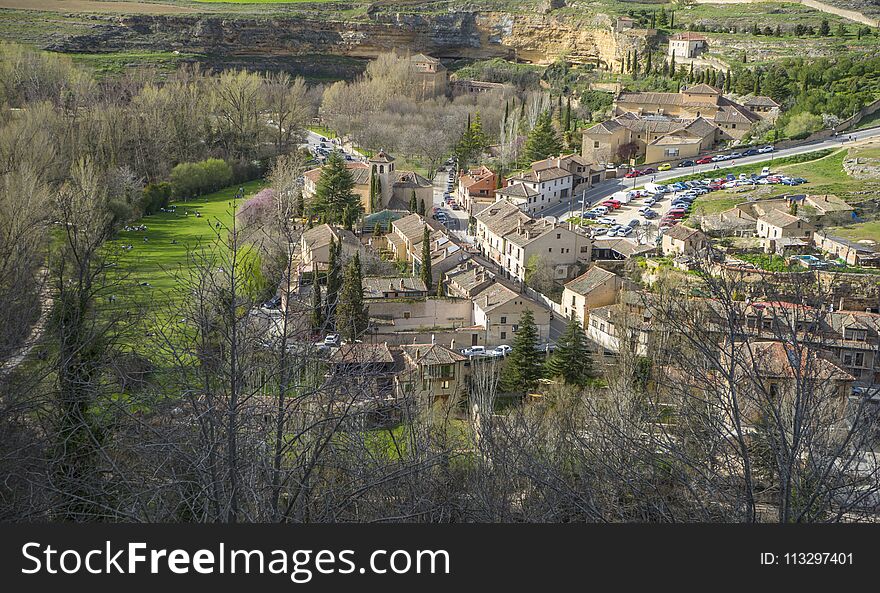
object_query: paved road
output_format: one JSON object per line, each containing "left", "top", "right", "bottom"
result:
{"left": 544, "top": 126, "right": 880, "bottom": 220}
{"left": 303, "top": 129, "right": 366, "bottom": 162}
{"left": 432, "top": 170, "right": 471, "bottom": 240}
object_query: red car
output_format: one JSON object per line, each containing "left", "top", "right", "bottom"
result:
{"left": 601, "top": 199, "right": 622, "bottom": 209}
{"left": 666, "top": 209, "right": 686, "bottom": 219}
{"left": 660, "top": 217, "right": 680, "bottom": 227}
{"left": 624, "top": 170, "right": 642, "bottom": 178}
{"left": 696, "top": 156, "right": 714, "bottom": 165}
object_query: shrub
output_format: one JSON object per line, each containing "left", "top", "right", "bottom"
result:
{"left": 170, "top": 158, "right": 233, "bottom": 198}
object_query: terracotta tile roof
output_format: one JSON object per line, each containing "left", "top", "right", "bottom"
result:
{"left": 565, "top": 266, "right": 617, "bottom": 296}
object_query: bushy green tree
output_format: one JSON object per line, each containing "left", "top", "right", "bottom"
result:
{"left": 500, "top": 309, "right": 543, "bottom": 393}
{"left": 523, "top": 110, "right": 562, "bottom": 163}
{"left": 545, "top": 316, "right": 592, "bottom": 386}
{"left": 313, "top": 151, "right": 361, "bottom": 226}
{"left": 455, "top": 112, "right": 489, "bottom": 170}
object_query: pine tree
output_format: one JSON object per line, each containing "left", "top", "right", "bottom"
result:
{"left": 658, "top": 6, "right": 668, "bottom": 26}
{"left": 669, "top": 52, "right": 676, "bottom": 77}
{"left": 500, "top": 309, "right": 543, "bottom": 392}
{"left": 313, "top": 151, "right": 360, "bottom": 226}
{"left": 819, "top": 19, "right": 830, "bottom": 36}
{"left": 409, "top": 190, "right": 417, "bottom": 213}
{"left": 455, "top": 112, "right": 489, "bottom": 170}
{"left": 632, "top": 50, "right": 639, "bottom": 77}
{"left": 311, "top": 277, "right": 324, "bottom": 332}
{"left": 420, "top": 225, "right": 432, "bottom": 289}
{"left": 837, "top": 23, "right": 847, "bottom": 37}
{"left": 669, "top": 10, "right": 674, "bottom": 28}
{"left": 523, "top": 110, "right": 562, "bottom": 163}
{"left": 336, "top": 253, "right": 367, "bottom": 343}
{"left": 545, "top": 315, "right": 592, "bottom": 386}
{"left": 645, "top": 51, "right": 652, "bottom": 75}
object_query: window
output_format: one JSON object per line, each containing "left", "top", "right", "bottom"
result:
{"left": 512, "top": 325, "right": 519, "bottom": 332}
{"left": 557, "top": 233, "right": 561, "bottom": 239}
{"left": 581, "top": 245, "right": 589, "bottom": 253}
{"left": 548, "top": 248, "right": 552, "bottom": 253}
{"left": 501, "top": 332, "right": 506, "bottom": 339}
{"left": 404, "top": 311, "right": 411, "bottom": 319}
{"left": 594, "top": 141, "right": 600, "bottom": 148}
{"left": 500, "top": 316, "right": 507, "bottom": 324}
{"left": 442, "top": 380, "right": 450, "bottom": 389}
{"left": 844, "top": 328, "right": 867, "bottom": 341}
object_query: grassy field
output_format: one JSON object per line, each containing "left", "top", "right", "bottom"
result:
{"left": 108, "top": 180, "right": 264, "bottom": 321}
{"left": 68, "top": 51, "right": 199, "bottom": 77}
{"left": 826, "top": 220, "right": 880, "bottom": 245}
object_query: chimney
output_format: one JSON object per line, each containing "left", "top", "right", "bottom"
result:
{"left": 485, "top": 295, "right": 490, "bottom": 308}
{"left": 450, "top": 339, "right": 455, "bottom": 350}
{"left": 399, "top": 278, "right": 405, "bottom": 290}
{"left": 431, "top": 334, "right": 435, "bottom": 345}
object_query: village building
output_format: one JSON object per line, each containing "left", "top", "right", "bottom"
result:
{"left": 386, "top": 213, "right": 427, "bottom": 262}
{"left": 396, "top": 344, "right": 469, "bottom": 405}
{"left": 531, "top": 153, "right": 605, "bottom": 190}
{"left": 363, "top": 277, "right": 428, "bottom": 300}
{"left": 813, "top": 232, "right": 880, "bottom": 268}
{"left": 457, "top": 165, "right": 498, "bottom": 214}
{"left": 474, "top": 200, "right": 591, "bottom": 282}
{"left": 298, "top": 223, "right": 361, "bottom": 271}
{"left": 668, "top": 32, "right": 708, "bottom": 60}
{"left": 756, "top": 210, "right": 815, "bottom": 253}
{"left": 409, "top": 53, "right": 448, "bottom": 98}
{"left": 561, "top": 266, "right": 622, "bottom": 326}
{"left": 582, "top": 112, "right": 721, "bottom": 165}
{"left": 392, "top": 170, "right": 433, "bottom": 211}
{"left": 743, "top": 95, "right": 781, "bottom": 119}
{"left": 661, "top": 224, "right": 710, "bottom": 258}
{"left": 501, "top": 166, "right": 574, "bottom": 215}
{"left": 473, "top": 282, "right": 552, "bottom": 344}
{"left": 591, "top": 236, "right": 656, "bottom": 260}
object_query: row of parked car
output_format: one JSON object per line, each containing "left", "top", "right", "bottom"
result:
{"left": 620, "top": 145, "right": 777, "bottom": 177}
{"left": 460, "top": 343, "right": 557, "bottom": 358}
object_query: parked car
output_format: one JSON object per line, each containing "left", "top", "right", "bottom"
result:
{"left": 627, "top": 219, "right": 640, "bottom": 228}
{"left": 658, "top": 163, "right": 672, "bottom": 171}
{"left": 601, "top": 199, "right": 622, "bottom": 209}
{"left": 491, "top": 345, "right": 512, "bottom": 357}
{"left": 263, "top": 295, "right": 282, "bottom": 309}
{"left": 591, "top": 206, "right": 610, "bottom": 216}
{"left": 742, "top": 148, "right": 759, "bottom": 157}
{"left": 642, "top": 167, "right": 657, "bottom": 175}
{"left": 323, "top": 333, "right": 340, "bottom": 347}
{"left": 678, "top": 160, "right": 696, "bottom": 168}
{"left": 758, "top": 145, "right": 775, "bottom": 154}
{"left": 624, "top": 170, "right": 642, "bottom": 178}
{"left": 642, "top": 209, "right": 659, "bottom": 219}
{"left": 461, "top": 346, "right": 487, "bottom": 357}
{"left": 598, "top": 216, "right": 617, "bottom": 225}
{"left": 696, "top": 156, "right": 714, "bottom": 165}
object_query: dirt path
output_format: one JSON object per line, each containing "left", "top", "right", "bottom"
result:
{"left": 0, "top": 270, "right": 52, "bottom": 377}
{"left": 0, "top": 0, "right": 200, "bottom": 14}
{"left": 692, "top": 0, "right": 880, "bottom": 27}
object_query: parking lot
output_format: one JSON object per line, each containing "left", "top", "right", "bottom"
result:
{"left": 580, "top": 167, "right": 810, "bottom": 240}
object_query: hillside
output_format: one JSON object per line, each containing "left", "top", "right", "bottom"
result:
{"left": 0, "top": 0, "right": 877, "bottom": 79}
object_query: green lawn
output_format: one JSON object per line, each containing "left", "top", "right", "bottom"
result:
{"left": 826, "top": 220, "right": 880, "bottom": 246}
{"left": 107, "top": 180, "right": 265, "bottom": 321}
{"left": 68, "top": 51, "right": 198, "bottom": 77}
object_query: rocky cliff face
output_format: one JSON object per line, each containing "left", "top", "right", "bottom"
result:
{"left": 47, "top": 10, "right": 650, "bottom": 72}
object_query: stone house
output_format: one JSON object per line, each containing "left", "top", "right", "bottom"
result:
{"left": 561, "top": 266, "right": 622, "bottom": 326}
{"left": 661, "top": 224, "right": 710, "bottom": 257}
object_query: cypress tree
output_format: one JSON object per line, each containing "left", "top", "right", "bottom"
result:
{"left": 420, "top": 225, "right": 432, "bottom": 289}
{"left": 564, "top": 96, "right": 572, "bottom": 131}
{"left": 418, "top": 198, "right": 426, "bottom": 216}
{"left": 311, "top": 278, "right": 324, "bottom": 332}
{"left": 545, "top": 315, "right": 592, "bottom": 386}
{"left": 325, "top": 237, "right": 342, "bottom": 326}
{"left": 501, "top": 309, "right": 543, "bottom": 393}
{"left": 336, "top": 253, "right": 367, "bottom": 343}
{"left": 409, "top": 190, "right": 417, "bottom": 213}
